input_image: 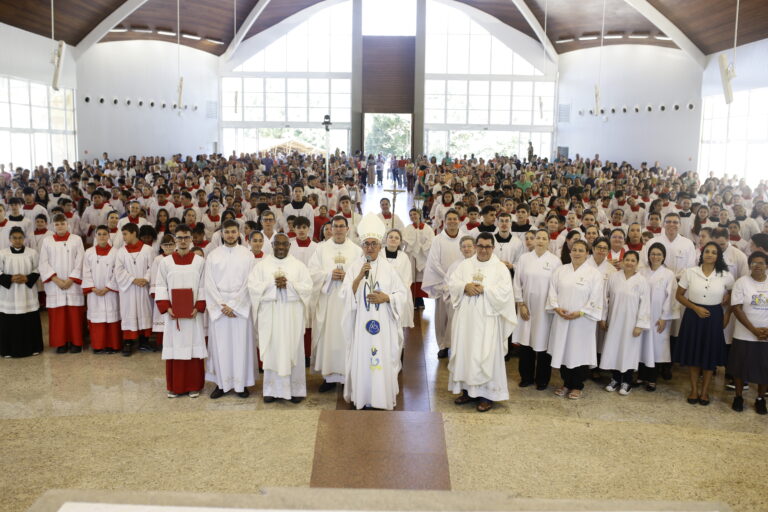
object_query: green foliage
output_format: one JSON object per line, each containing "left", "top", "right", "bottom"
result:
{"left": 364, "top": 114, "right": 411, "bottom": 157}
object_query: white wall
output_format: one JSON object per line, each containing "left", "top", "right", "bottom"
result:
{"left": 556, "top": 45, "right": 703, "bottom": 171}
{"left": 702, "top": 38, "right": 768, "bottom": 97}
{"left": 0, "top": 22, "right": 77, "bottom": 89}
{"left": 76, "top": 41, "right": 219, "bottom": 160}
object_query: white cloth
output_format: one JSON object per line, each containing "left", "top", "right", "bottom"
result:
{"left": 640, "top": 233, "right": 697, "bottom": 278}
{"left": 39, "top": 234, "right": 85, "bottom": 308}
{"left": 731, "top": 275, "right": 768, "bottom": 342}
{"left": 600, "top": 272, "right": 651, "bottom": 372}
{"left": 402, "top": 222, "right": 435, "bottom": 280}
{"left": 114, "top": 243, "right": 154, "bottom": 332}
{"left": 546, "top": 263, "right": 605, "bottom": 368}
{"left": 155, "top": 254, "right": 208, "bottom": 360}
{"left": 205, "top": 244, "right": 256, "bottom": 392}
{"left": 513, "top": 250, "right": 562, "bottom": 351}
{"left": 448, "top": 255, "right": 517, "bottom": 401}
{"left": 386, "top": 250, "right": 414, "bottom": 329}
{"left": 308, "top": 238, "right": 363, "bottom": 382}
{"left": 638, "top": 266, "right": 679, "bottom": 365}
{"left": 341, "top": 254, "right": 406, "bottom": 410}
{"left": 81, "top": 246, "right": 120, "bottom": 323}
{"left": 0, "top": 248, "right": 39, "bottom": 314}
{"left": 248, "top": 254, "right": 313, "bottom": 398}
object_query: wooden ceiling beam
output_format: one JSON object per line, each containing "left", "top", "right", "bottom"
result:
{"left": 623, "top": 0, "right": 706, "bottom": 66}
{"left": 72, "top": 0, "right": 150, "bottom": 59}
{"left": 508, "top": 0, "right": 558, "bottom": 63}
{"left": 221, "top": 0, "right": 273, "bottom": 62}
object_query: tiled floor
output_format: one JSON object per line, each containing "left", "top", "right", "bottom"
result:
{"left": 3, "top": 186, "right": 768, "bottom": 512}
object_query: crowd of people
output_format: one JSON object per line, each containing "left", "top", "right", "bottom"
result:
{"left": 0, "top": 149, "right": 767, "bottom": 414}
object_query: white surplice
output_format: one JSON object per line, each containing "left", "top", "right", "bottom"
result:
{"left": 447, "top": 255, "right": 517, "bottom": 401}
{"left": 546, "top": 263, "right": 605, "bottom": 369}
{"left": 402, "top": 222, "right": 435, "bottom": 282}
{"left": 155, "top": 253, "right": 208, "bottom": 360}
{"left": 39, "top": 233, "right": 85, "bottom": 308}
{"left": 422, "top": 230, "right": 463, "bottom": 350}
{"left": 114, "top": 242, "right": 154, "bottom": 332}
{"left": 512, "top": 250, "right": 562, "bottom": 351}
{"left": 308, "top": 238, "right": 363, "bottom": 382}
{"left": 385, "top": 250, "right": 414, "bottom": 329}
{"left": 0, "top": 247, "right": 39, "bottom": 313}
{"left": 248, "top": 254, "right": 313, "bottom": 399}
{"left": 81, "top": 246, "right": 120, "bottom": 323}
{"left": 205, "top": 244, "right": 256, "bottom": 393}
{"left": 341, "top": 254, "right": 406, "bottom": 410}
{"left": 600, "top": 271, "right": 651, "bottom": 372}
{"left": 639, "top": 266, "right": 678, "bottom": 366}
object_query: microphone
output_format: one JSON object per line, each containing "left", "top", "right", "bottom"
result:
{"left": 365, "top": 255, "right": 371, "bottom": 278}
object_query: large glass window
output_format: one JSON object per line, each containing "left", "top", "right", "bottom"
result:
{"left": 699, "top": 89, "right": 768, "bottom": 187}
{"left": 424, "top": 0, "right": 554, "bottom": 159}
{"left": 223, "top": 1, "right": 352, "bottom": 155}
{"left": 0, "top": 76, "right": 77, "bottom": 169}
{"left": 363, "top": 0, "right": 416, "bottom": 36}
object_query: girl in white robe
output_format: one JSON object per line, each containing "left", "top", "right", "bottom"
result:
{"left": 514, "top": 229, "right": 562, "bottom": 389}
{"left": 546, "top": 239, "right": 605, "bottom": 399}
{"left": 384, "top": 229, "right": 414, "bottom": 331}
{"left": 638, "top": 242, "right": 678, "bottom": 390}
{"left": 0, "top": 228, "right": 43, "bottom": 358}
{"left": 81, "top": 227, "right": 121, "bottom": 353}
{"left": 599, "top": 251, "right": 651, "bottom": 395}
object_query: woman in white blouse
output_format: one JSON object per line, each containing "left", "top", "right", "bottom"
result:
{"left": 674, "top": 242, "right": 734, "bottom": 406}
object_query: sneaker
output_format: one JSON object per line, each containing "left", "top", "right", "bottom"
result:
{"left": 725, "top": 381, "right": 736, "bottom": 390}
{"left": 756, "top": 398, "right": 767, "bottom": 415}
{"left": 167, "top": 392, "right": 179, "bottom": 398}
{"left": 743, "top": 384, "right": 750, "bottom": 391}
{"left": 731, "top": 396, "right": 744, "bottom": 412}
{"left": 189, "top": 391, "right": 200, "bottom": 398}
{"left": 618, "top": 383, "right": 631, "bottom": 396}
{"left": 605, "top": 379, "right": 619, "bottom": 392}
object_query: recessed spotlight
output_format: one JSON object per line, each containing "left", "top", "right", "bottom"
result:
{"left": 173, "top": 104, "right": 178, "bottom": 109}
{"left": 126, "top": 99, "right": 131, "bottom": 106}
{"left": 150, "top": 101, "right": 155, "bottom": 108}
{"left": 161, "top": 103, "right": 166, "bottom": 108}
{"left": 578, "top": 109, "right": 584, "bottom": 116}
{"left": 673, "top": 104, "right": 680, "bottom": 111}
{"left": 112, "top": 98, "right": 118, "bottom": 105}
{"left": 589, "top": 109, "right": 594, "bottom": 115}
{"left": 599, "top": 108, "right": 605, "bottom": 115}
{"left": 610, "top": 107, "right": 616, "bottom": 114}
{"left": 556, "top": 38, "right": 574, "bottom": 44}
{"left": 629, "top": 33, "right": 650, "bottom": 39}
{"left": 634, "top": 106, "right": 640, "bottom": 113}
{"left": 646, "top": 105, "right": 653, "bottom": 112}
{"left": 688, "top": 103, "right": 695, "bottom": 110}
{"left": 131, "top": 27, "right": 154, "bottom": 34}
{"left": 84, "top": 96, "right": 91, "bottom": 103}
{"left": 621, "top": 106, "right": 628, "bottom": 113}
{"left": 138, "top": 100, "right": 144, "bottom": 107}
{"left": 205, "top": 38, "right": 224, "bottom": 45}
{"left": 193, "top": 105, "right": 198, "bottom": 111}
{"left": 182, "top": 33, "right": 202, "bottom": 41}
{"left": 659, "top": 104, "right": 666, "bottom": 112}
{"left": 99, "top": 97, "right": 105, "bottom": 104}
{"left": 157, "top": 30, "right": 176, "bottom": 37}
{"left": 109, "top": 26, "right": 127, "bottom": 33}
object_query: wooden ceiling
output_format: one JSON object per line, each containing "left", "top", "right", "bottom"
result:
{"left": 1, "top": 0, "right": 765, "bottom": 57}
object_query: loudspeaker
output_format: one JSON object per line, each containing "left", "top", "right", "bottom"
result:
{"left": 51, "top": 40, "right": 65, "bottom": 91}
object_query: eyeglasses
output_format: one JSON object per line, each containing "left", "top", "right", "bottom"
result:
{"left": 176, "top": 235, "right": 192, "bottom": 240}
{"left": 363, "top": 241, "right": 380, "bottom": 248}
{"left": 476, "top": 244, "right": 493, "bottom": 250}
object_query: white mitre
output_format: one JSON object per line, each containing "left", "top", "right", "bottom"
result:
{"left": 357, "top": 212, "right": 386, "bottom": 242}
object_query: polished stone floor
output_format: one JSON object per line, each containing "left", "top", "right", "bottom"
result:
{"left": 3, "top": 186, "right": 768, "bottom": 512}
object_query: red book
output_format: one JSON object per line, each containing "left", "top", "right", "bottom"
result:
{"left": 171, "top": 288, "right": 195, "bottom": 318}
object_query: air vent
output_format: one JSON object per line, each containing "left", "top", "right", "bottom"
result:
{"left": 558, "top": 103, "right": 571, "bottom": 123}
{"left": 206, "top": 101, "right": 218, "bottom": 119}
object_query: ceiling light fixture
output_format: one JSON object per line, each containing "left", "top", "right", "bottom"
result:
{"left": 556, "top": 37, "right": 574, "bottom": 44}
{"left": 205, "top": 38, "right": 224, "bottom": 45}
{"left": 655, "top": 34, "right": 672, "bottom": 41}
{"left": 157, "top": 30, "right": 176, "bottom": 37}
{"left": 604, "top": 33, "right": 624, "bottom": 39}
{"left": 578, "top": 35, "right": 599, "bottom": 41}
{"left": 109, "top": 26, "right": 128, "bottom": 33}
{"left": 629, "top": 33, "right": 650, "bottom": 39}
{"left": 132, "top": 27, "right": 154, "bottom": 34}
{"left": 182, "top": 33, "right": 202, "bottom": 40}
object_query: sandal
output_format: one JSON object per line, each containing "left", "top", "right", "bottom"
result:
{"left": 476, "top": 399, "right": 493, "bottom": 412}
{"left": 554, "top": 386, "right": 569, "bottom": 397}
{"left": 645, "top": 382, "right": 656, "bottom": 392}
{"left": 567, "top": 389, "right": 583, "bottom": 400}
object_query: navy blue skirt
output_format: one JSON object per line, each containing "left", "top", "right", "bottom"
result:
{"left": 673, "top": 304, "right": 726, "bottom": 371}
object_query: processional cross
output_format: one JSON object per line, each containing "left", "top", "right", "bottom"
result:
{"left": 383, "top": 187, "right": 406, "bottom": 230}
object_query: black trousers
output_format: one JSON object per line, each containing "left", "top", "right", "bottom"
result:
{"left": 612, "top": 369, "right": 634, "bottom": 384}
{"left": 638, "top": 363, "right": 659, "bottom": 383}
{"left": 560, "top": 365, "right": 587, "bottom": 390}
{"left": 518, "top": 346, "right": 552, "bottom": 387}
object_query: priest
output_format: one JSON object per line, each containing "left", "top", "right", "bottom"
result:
{"left": 248, "top": 233, "right": 313, "bottom": 403}
{"left": 308, "top": 215, "right": 363, "bottom": 392}
{"left": 155, "top": 224, "right": 208, "bottom": 398}
{"left": 205, "top": 220, "right": 256, "bottom": 399}
{"left": 448, "top": 233, "right": 517, "bottom": 412}
{"left": 341, "top": 213, "right": 407, "bottom": 410}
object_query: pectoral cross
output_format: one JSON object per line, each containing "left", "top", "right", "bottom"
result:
{"left": 383, "top": 187, "right": 406, "bottom": 230}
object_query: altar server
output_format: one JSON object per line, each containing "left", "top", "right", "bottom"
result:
{"left": 81, "top": 225, "right": 121, "bottom": 353}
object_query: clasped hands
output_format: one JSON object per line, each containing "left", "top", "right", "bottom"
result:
{"left": 464, "top": 283, "right": 484, "bottom": 296}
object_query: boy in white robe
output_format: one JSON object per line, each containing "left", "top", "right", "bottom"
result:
{"left": 205, "top": 220, "right": 256, "bottom": 398}
{"left": 248, "top": 233, "right": 313, "bottom": 402}
{"left": 39, "top": 213, "right": 86, "bottom": 353}
{"left": 341, "top": 214, "right": 407, "bottom": 410}
{"left": 81, "top": 226, "right": 121, "bottom": 353}
{"left": 155, "top": 225, "right": 208, "bottom": 398}
{"left": 449, "top": 233, "right": 517, "bottom": 412}
{"left": 402, "top": 208, "right": 435, "bottom": 309}
{"left": 308, "top": 215, "right": 363, "bottom": 391}
{"left": 114, "top": 223, "right": 155, "bottom": 356}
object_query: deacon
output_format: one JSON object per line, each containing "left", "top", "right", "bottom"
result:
{"left": 448, "top": 233, "right": 517, "bottom": 412}
{"left": 0, "top": 227, "right": 43, "bottom": 358}
{"left": 39, "top": 213, "right": 85, "bottom": 353}
{"left": 205, "top": 220, "right": 256, "bottom": 398}
{"left": 341, "top": 213, "right": 407, "bottom": 410}
{"left": 308, "top": 215, "right": 363, "bottom": 392}
{"left": 248, "top": 233, "right": 313, "bottom": 402}
{"left": 114, "top": 223, "right": 155, "bottom": 356}
{"left": 81, "top": 225, "right": 121, "bottom": 353}
{"left": 155, "top": 224, "right": 208, "bottom": 398}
